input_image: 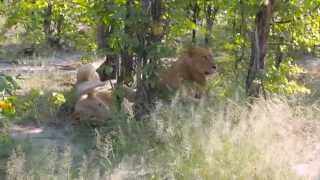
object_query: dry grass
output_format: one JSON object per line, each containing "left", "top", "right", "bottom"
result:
{"left": 141, "top": 97, "right": 319, "bottom": 179}
{"left": 2, "top": 54, "right": 320, "bottom": 179}
{"left": 17, "top": 71, "right": 75, "bottom": 94}
{"left": 4, "top": 95, "right": 320, "bottom": 179}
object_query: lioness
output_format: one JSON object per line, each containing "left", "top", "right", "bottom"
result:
{"left": 72, "top": 86, "right": 135, "bottom": 123}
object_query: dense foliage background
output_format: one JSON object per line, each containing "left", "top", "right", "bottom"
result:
{"left": 1, "top": 0, "right": 318, "bottom": 101}
{"left": 0, "top": 1, "right": 320, "bottom": 179}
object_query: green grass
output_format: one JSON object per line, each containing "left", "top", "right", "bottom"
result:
{"left": 3, "top": 95, "right": 318, "bottom": 179}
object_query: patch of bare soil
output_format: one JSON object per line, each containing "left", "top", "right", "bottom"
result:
{"left": 0, "top": 53, "right": 86, "bottom": 93}
{"left": 0, "top": 53, "right": 82, "bottom": 75}
{"left": 9, "top": 122, "right": 95, "bottom": 156}
{"left": 294, "top": 143, "right": 320, "bottom": 178}
{"left": 293, "top": 56, "right": 320, "bottom": 179}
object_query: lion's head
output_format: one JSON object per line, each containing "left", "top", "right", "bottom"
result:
{"left": 72, "top": 95, "right": 110, "bottom": 124}
{"left": 180, "top": 46, "right": 217, "bottom": 85}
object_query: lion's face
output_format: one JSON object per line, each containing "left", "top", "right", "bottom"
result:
{"left": 189, "top": 47, "right": 216, "bottom": 76}
{"left": 181, "top": 47, "right": 217, "bottom": 85}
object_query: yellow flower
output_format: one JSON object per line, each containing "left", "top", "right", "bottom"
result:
{"left": 0, "top": 100, "right": 12, "bottom": 112}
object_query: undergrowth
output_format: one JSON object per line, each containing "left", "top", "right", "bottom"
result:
{"left": 5, "top": 95, "right": 319, "bottom": 180}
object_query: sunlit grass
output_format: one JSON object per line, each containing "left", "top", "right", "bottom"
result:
{"left": 138, "top": 97, "right": 314, "bottom": 179}
{"left": 17, "top": 72, "right": 74, "bottom": 94}
{"left": 4, "top": 95, "right": 319, "bottom": 179}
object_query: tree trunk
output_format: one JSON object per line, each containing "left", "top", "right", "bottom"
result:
{"left": 275, "top": 36, "right": 284, "bottom": 68}
{"left": 246, "top": 0, "right": 276, "bottom": 97}
{"left": 118, "top": 0, "right": 134, "bottom": 85}
{"left": 43, "top": 3, "right": 63, "bottom": 48}
{"left": 191, "top": 2, "right": 199, "bottom": 44}
{"left": 54, "top": 15, "right": 64, "bottom": 48}
{"left": 96, "top": 23, "right": 108, "bottom": 50}
{"left": 43, "top": 3, "right": 53, "bottom": 46}
{"left": 234, "top": 0, "right": 245, "bottom": 69}
{"left": 119, "top": 50, "right": 134, "bottom": 84}
{"left": 204, "top": 1, "right": 218, "bottom": 46}
{"left": 96, "top": 20, "right": 118, "bottom": 81}
{"left": 134, "top": 0, "right": 164, "bottom": 119}
{"left": 96, "top": 54, "right": 118, "bottom": 81}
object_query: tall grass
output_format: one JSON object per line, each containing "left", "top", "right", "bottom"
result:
{"left": 140, "top": 98, "right": 311, "bottom": 179}
{"left": 5, "top": 96, "right": 319, "bottom": 179}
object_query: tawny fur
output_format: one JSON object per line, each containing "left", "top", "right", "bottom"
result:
{"left": 73, "top": 63, "right": 135, "bottom": 122}
{"left": 73, "top": 61, "right": 113, "bottom": 123}
{"left": 159, "top": 46, "right": 217, "bottom": 96}
{"left": 72, "top": 87, "right": 133, "bottom": 123}
{"left": 76, "top": 64, "right": 100, "bottom": 84}
{"left": 74, "top": 80, "right": 107, "bottom": 99}
{"left": 72, "top": 92, "right": 111, "bottom": 124}
{"left": 75, "top": 60, "right": 105, "bottom": 84}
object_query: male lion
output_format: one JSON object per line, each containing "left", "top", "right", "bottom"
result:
{"left": 158, "top": 46, "right": 217, "bottom": 98}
